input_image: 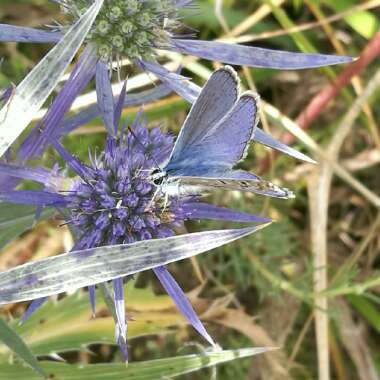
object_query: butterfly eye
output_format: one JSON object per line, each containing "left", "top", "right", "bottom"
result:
{"left": 150, "top": 168, "right": 165, "bottom": 186}
{"left": 153, "top": 177, "right": 164, "bottom": 186}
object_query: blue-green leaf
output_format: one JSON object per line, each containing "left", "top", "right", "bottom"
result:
{"left": 0, "top": 225, "right": 270, "bottom": 305}
{"left": 0, "top": 347, "right": 275, "bottom": 379}
{"left": 0, "top": 0, "right": 104, "bottom": 158}
{"left": 0, "top": 203, "right": 53, "bottom": 250}
{"left": 0, "top": 317, "right": 46, "bottom": 378}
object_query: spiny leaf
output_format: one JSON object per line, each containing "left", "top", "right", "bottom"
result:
{"left": 0, "top": 347, "right": 275, "bottom": 379}
{"left": 0, "top": 0, "right": 104, "bottom": 158}
{"left": 0, "top": 318, "right": 46, "bottom": 378}
{"left": 0, "top": 224, "right": 270, "bottom": 305}
{"left": 0, "top": 203, "right": 53, "bottom": 250}
{"left": 0, "top": 286, "right": 185, "bottom": 356}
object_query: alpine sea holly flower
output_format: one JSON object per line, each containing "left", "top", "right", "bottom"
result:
{"left": 0, "top": 110, "right": 270, "bottom": 361}
{"left": 0, "top": 65, "right": 308, "bottom": 361}
{"left": 0, "top": 0, "right": 354, "bottom": 161}
{"left": 0, "top": 0, "right": 352, "bottom": 69}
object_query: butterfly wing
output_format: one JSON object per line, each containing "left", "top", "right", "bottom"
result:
{"left": 165, "top": 91, "right": 259, "bottom": 174}
{"left": 160, "top": 66, "right": 289, "bottom": 198}
{"left": 165, "top": 66, "right": 240, "bottom": 167}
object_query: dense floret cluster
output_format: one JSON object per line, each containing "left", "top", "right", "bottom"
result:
{"left": 69, "top": 124, "right": 186, "bottom": 248}
{"left": 63, "top": 0, "right": 179, "bottom": 59}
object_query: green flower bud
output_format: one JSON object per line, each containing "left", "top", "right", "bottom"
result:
{"left": 66, "top": 0, "right": 179, "bottom": 61}
{"left": 137, "top": 12, "right": 151, "bottom": 26}
{"left": 98, "top": 44, "right": 111, "bottom": 58}
{"left": 108, "top": 6, "right": 122, "bottom": 21}
{"left": 112, "top": 35, "right": 124, "bottom": 50}
{"left": 136, "top": 31, "right": 149, "bottom": 46}
{"left": 121, "top": 21, "right": 134, "bottom": 35}
{"left": 126, "top": 0, "right": 139, "bottom": 14}
{"left": 125, "top": 45, "right": 140, "bottom": 59}
{"left": 97, "top": 19, "right": 111, "bottom": 36}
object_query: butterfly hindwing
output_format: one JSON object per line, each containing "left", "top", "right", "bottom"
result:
{"left": 171, "top": 174, "right": 294, "bottom": 199}
{"left": 165, "top": 91, "right": 259, "bottom": 174}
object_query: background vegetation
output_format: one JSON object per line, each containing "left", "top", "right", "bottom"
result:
{"left": 1, "top": 1, "right": 380, "bottom": 379}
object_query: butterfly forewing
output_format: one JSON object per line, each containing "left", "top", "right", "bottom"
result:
{"left": 167, "top": 66, "right": 240, "bottom": 166}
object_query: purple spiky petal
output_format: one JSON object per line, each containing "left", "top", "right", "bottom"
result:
{"left": 153, "top": 266, "right": 215, "bottom": 346}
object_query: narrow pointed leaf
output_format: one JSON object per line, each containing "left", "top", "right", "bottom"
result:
{"left": 113, "top": 80, "right": 127, "bottom": 128}
{"left": 96, "top": 61, "right": 115, "bottom": 136}
{"left": 0, "top": 190, "right": 69, "bottom": 207}
{"left": 60, "top": 83, "right": 172, "bottom": 135}
{"left": 0, "top": 24, "right": 61, "bottom": 43}
{"left": 171, "top": 39, "right": 353, "bottom": 69}
{"left": 0, "top": 347, "right": 275, "bottom": 379}
{"left": 18, "top": 45, "right": 98, "bottom": 162}
{"left": 253, "top": 128, "right": 316, "bottom": 163}
{"left": 154, "top": 266, "right": 215, "bottom": 346}
{"left": 184, "top": 202, "right": 272, "bottom": 223}
{"left": 0, "top": 318, "right": 46, "bottom": 378}
{"left": 0, "top": 224, "right": 270, "bottom": 305}
{"left": 0, "top": 0, "right": 104, "bottom": 158}
{"left": 88, "top": 285, "right": 96, "bottom": 315}
{"left": 113, "top": 278, "right": 128, "bottom": 361}
{"left": 0, "top": 162, "right": 62, "bottom": 185}
{"left": 0, "top": 203, "right": 53, "bottom": 249}
{"left": 139, "top": 59, "right": 200, "bottom": 103}
{"left": 51, "top": 139, "right": 92, "bottom": 180}
{"left": 113, "top": 279, "right": 125, "bottom": 336}
{"left": 20, "top": 297, "right": 48, "bottom": 324}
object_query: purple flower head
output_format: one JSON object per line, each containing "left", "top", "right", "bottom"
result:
{"left": 68, "top": 122, "right": 185, "bottom": 248}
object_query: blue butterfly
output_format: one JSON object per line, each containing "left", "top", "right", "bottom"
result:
{"left": 150, "top": 66, "right": 294, "bottom": 199}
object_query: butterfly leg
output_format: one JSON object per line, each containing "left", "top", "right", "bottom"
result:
{"left": 159, "top": 180, "right": 180, "bottom": 215}
{"left": 145, "top": 185, "right": 161, "bottom": 212}
{"left": 161, "top": 191, "right": 170, "bottom": 215}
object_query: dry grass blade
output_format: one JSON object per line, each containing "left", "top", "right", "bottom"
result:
{"left": 332, "top": 213, "right": 380, "bottom": 287}
{"left": 222, "top": 0, "right": 380, "bottom": 44}
{"left": 305, "top": 0, "right": 380, "bottom": 152}
{"left": 336, "top": 300, "right": 379, "bottom": 380}
{"left": 226, "top": 0, "right": 285, "bottom": 38}
{"left": 308, "top": 162, "right": 332, "bottom": 380}
{"left": 207, "top": 307, "right": 288, "bottom": 378}
{"left": 343, "top": 149, "right": 380, "bottom": 171}
{"left": 307, "top": 67, "right": 380, "bottom": 380}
